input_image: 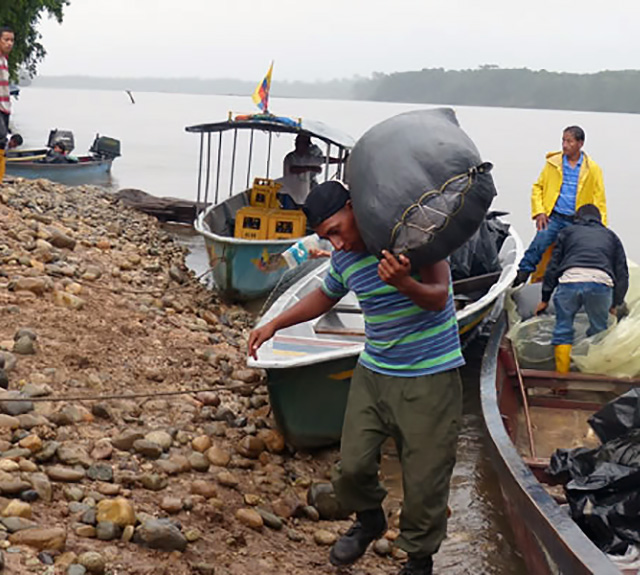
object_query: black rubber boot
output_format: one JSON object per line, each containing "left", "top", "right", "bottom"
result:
{"left": 329, "top": 508, "right": 387, "bottom": 566}
{"left": 399, "top": 554, "right": 434, "bottom": 575}
{"left": 512, "top": 270, "right": 530, "bottom": 287}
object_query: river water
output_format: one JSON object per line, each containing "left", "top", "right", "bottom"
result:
{"left": 11, "top": 87, "right": 640, "bottom": 573}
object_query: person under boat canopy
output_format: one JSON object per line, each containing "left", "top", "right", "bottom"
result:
{"left": 277, "top": 133, "right": 343, "bottom": 209}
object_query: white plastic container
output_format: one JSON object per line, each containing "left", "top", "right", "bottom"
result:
{"left": 281, "top": 235, "right": 321, "bottom": 270}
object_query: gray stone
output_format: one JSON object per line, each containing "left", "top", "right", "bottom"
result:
{"left": 49, "top": 229, "right": 77, "bottom": 250}
{"left": 30, "top": 473, "right": 52, "bottom": 502}
{"left": 1, "top": 448, "right": 32, "bottom": 459}
{"left": 77, "top": 550, "right": 106, "bottom": 574}
{"left": 373, "top": 538, "right": 392, "bottom": 556}
{"left": 139, "top": 473, "right": 167, "bottom": 491}
{"left": 80, "top": 509, "right": 97, "bottom": 526}
{"left": 13, "top": 336, "right": 36, "bottom": 355}
{"left": 1, "top": 516, "right": 38, "bottom": 532}
{"left": 14, "top": 328, "right": 37, "bottom": 342}
{"left": 46, "top": 466, "right": 86, "bottom": 482}
{"left": 302, "top": 505, "right": 320, "bottom": 522}
{"left": 34, "top": 441, "right": 60, "bottom": 463}
{"left": 111, "top": 430, "right": 144, "bottom": 452}
{"left": 188, "top": 452, "right": 210, "bottom": 473}
{"left": 57, "top": 444, "right": 91, "bottom": 467}
{"left": 16, "top": 413, "right": 49, "bottom": 429}
{"left": 286, "top": 528, "right": 305, "bottom": 542}
{"left": 68, "top": 564, "right": 87, "bottom": 575}
{"left": 21, "top": 383, "right": 50, "bottom": 398}
{"left": 0, "top": 478, "right": 32, "bottom": 495}
{"left": 134, "top": 519, "right": 187, "bottom": 552}
{"left": 87, "top": 463, "right": 113, "bottom": 482}
{"left": 307, "top": 482, "right": 350, "bottom": 520}
{"left": 64, "top": 486, "right": 85, "bottom": 501}
{"left": 96, "top": 520, "right": 121, "bottom": 541}
{"left": 132, "top": 439, "right": 163, "bottom": 459}
{"left": 256, "top": 508, "right": 283, "bottom": 530}
{"left": 91, "top": 403, "right": 112, "bottom": 420}
{"left": 68, "top": 502, "right": 91, "bottom": 514}
{"left": 0, "top": 392, "right": 34, "bottom": 416}
{"left": 0, "top": 352, "right": 17, "bottom": 372}
{"left": 144, "top": 430, "right": 172, "bottom": 450}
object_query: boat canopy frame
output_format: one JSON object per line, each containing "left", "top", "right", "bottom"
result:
{"left": 185, "top": 115, "right": 355, "bottom": 212}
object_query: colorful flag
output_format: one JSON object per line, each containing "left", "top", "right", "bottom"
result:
{"left": 252, "top": 61, "right": 274, "bottom": 113}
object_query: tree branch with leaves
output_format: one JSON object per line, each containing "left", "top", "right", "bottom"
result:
{"left": 0, "top": 0, "right": 69, "bottom": 80}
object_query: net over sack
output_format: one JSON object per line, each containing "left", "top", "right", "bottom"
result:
{"left": 347, "top": 108, "right": 497, "bottom": 267}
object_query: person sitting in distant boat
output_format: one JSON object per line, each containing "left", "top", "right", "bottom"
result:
{"left": 6, "top": 133, "right": 22, "bottom": 150}
{"left": 40, "top": 141, "right": 70, "bottom": 164}
{"left": 534, "top": 204, "right": 628, "bottom": 374}
{"left": 278, "top": 134, "right": 324, "bottom": 209}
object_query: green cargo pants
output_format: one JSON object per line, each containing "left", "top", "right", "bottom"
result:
{"left": 332, "top": 363, "right": 462, "bottom": 557}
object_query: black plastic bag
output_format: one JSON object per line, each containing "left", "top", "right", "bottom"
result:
{"left": 547, "top": 394, "right": 640, "bottom": 554}
{"left": 347, "top": 108, "right": 497, "bottom": 268}
{"left": 450, "top": 211, "right": 510, "bottom": 280}
{"left": 589, "top": 389, "right": 640, "bottom": 444}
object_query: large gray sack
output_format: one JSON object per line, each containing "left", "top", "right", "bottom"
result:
{"left": 347, "top": 108, "right": 497, "bottom": 267}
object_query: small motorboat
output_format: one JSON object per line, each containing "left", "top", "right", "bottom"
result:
{"left": 6, "top": 129, "right": 121, "bottom": 185}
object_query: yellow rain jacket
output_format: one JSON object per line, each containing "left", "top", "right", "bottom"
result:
{"left": 531, "top": 151, "right": 607, "bottom": 226}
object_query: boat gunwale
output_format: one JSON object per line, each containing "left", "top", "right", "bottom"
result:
{"left": 480, "top": 312, "right": 623, "bottom": 574}
{"left": 6, "top": 158, "right": 112, "bottom": 169}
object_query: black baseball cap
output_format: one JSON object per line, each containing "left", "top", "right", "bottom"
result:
{"left": 303, "top": 181, "right": 350, "bottom": 228}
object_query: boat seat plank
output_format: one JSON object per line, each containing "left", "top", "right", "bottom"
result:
{"left": 520, "top": 369, "right": 640, "bottom": 386}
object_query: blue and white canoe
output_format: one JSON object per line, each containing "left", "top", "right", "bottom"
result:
{"left": 248, "top": 221, "right": 523, "bottom": 448}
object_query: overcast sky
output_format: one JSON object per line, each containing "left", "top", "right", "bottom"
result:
{"left": 35, "top": 0, "right": 640, "bottom": 81}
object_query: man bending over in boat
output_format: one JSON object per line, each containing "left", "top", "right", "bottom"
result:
{"left": 249, "top": 180, "right": 463, "bottom": 575}
{"left": 535, "top": 204, "right": 628, "bottom": 373}
{"left": 514, "top": 126, "right": 607, "bottom": 287}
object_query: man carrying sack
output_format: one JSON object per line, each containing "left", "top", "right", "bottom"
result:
{"left": 249, "top": 181, "right": 463, "bottom": 575}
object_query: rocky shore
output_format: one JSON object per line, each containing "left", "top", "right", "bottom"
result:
{"left": 0, "top": 178, "right": 405, "bottom": 575}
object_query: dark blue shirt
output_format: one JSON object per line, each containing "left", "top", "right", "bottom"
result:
{"left": 554, "top": 153, "right": 583, "bottom": 216}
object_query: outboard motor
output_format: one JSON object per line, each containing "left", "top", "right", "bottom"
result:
{"left": 47, "top": 129, "right": 75, "bottom": 153}
{"left": 89, "top": 135, "right": 121, "bottom": 160}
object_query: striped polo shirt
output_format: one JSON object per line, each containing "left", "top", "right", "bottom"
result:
{"left": 0, "top": 55, "right": 9, "bottom": 115}
{"left": 322, "top": 251, "right": 464, "bottom": 377}
{"left": 554, "top": 152, "right": 583, "bottom": 216}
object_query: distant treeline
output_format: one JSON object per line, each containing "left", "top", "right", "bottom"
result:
{"left": 30, "top": 75, "right": 356, "bottom": 100}
{"left": 355, "top": 67, "right": 640, "bottom": 114}
{"left": 30, "top": 67, "right": 640, "bottom": 113}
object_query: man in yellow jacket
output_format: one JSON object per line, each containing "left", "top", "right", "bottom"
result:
{"left": 514, "top": 126, "right": 607, "bottom": 286}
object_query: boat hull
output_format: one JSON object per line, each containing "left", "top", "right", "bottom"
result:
{"left": 267, "top": 305, "right": 495, "bottom": 449}
{"left": 480, "top": 314, "right": 622, "bottom": 575}
{"left": 202, "top": 234, "right": 324, "bottom": 302}
{"left": 6, "top": 158, "right": 113, "bottom": 185}
{"left": 202, "top": 235, "right": 290, "bottom": 301}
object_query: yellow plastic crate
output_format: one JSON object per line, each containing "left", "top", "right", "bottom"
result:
{"left": 250, "top": 177, "right": 282, "bottom": 209}
{"left": 234, "top": 206, "right": 271, "bottom": 240}
{"left": 267, "top": 209, "right": 307, "bottom": 240}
